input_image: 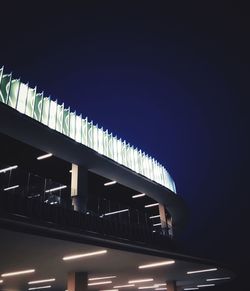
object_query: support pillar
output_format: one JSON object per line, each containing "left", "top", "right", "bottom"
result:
{"left": 71, "top": 164, "right": 88, "bottom": 212}
{"left": 159, "top": 203, "right": 167, "bottom": 234}
{"left": 68, "top": 272, "right": 88, "bottom": 291}
{"left": 166, "top": 280, "right": 177, "bottom": 291}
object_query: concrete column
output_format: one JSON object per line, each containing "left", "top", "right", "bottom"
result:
{"left": 159, "top": 203, "right": 167, "bottom": 234}
{"left": 68, "top": 272, "right": 88, "bottom": 291}
{"left": 71, "top": 164, "right": 88, "bottom": 212}
{"left": 166, "top": 280, "right": 177, "bottom": 291}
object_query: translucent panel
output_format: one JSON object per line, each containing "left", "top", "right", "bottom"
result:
{"left": 117, "top": 139, "right": 122, "bottom": 164}
{"left": 7, "top": 79, "right": 20, "bottom": 108}
{"left": 69, "top": 112, "right": 76, "bottom": 139}
{"left": 75, "top": 115, "right": 82, "bottom": 143}
{"left": 0, "top": 67, "right": 3, "bottom": 87}
{"left": 81, "top": 117, "right": 88, "bottom": 145}
{"left": 48, "top": 100, "right": 57, "bottom": 129}
{"left": 87, "top": 121, "right": 93, "bottom": 148}
{"left": 108, "top": 134, "right": 114, "bottom": 160}
{"left": 33, "top": 92, "right": 43, "bottom": 121}
{"left": 93, "top": 125, "right": 98, "bottom": 151}
{"left": 55, "top": 103, "right": 64, "bottom": 133}
{"left": 62, "top": 107, "right": 70, "bottom": 135}
{"left": 103, "top": 130, "right": 109, "bottom": 156}
{"left": 25, "top": 87, "right": 36, "bottom": 117}
{"left": 17, "top": 83, "right": 29, "bottom": 114}
{"left": 0, "top": 74, "right": 12, "bottom": 104}
{"left": 41, "top": 97, "right": 50, "bottom": 125}
{"left": 97, "top": 127, "right": 104, "bottom": 154}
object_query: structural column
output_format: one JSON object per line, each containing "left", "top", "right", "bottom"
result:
{"left": 158, "top": 203, "right": 167, "bottom": 234}
{"left": 166, "top": 280, "right": 177, "bottom": 291}
{"left": 68, "top": 272, "right": 88, "bottom": 291}
{"left": 71, "top": 164, "right": 88, "bottom": 212}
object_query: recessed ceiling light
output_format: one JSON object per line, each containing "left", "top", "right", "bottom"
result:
{"left": 197, "top": 284, "right": 215, "bottom": 288}
{"left": 206, "top": 277, "right": 230, "bottom": 282}
{"left": 63, "top": 250, "right": 107, "bottom": 260}
{"left": 37, "top": 153, "right": 52, "bottom": 160}
{"left": 149, "top": 215, "right": 160, "bottom": 219}
{"left": 104, "top": 181, "right": 117, "bottom": 186}
{"left": 187, "top": 268, "right": 218, "bottom": 274}
{"left": 138, "top": 285, "right": 157, "bottom": 289}
{"left": 45, "top": 185, "right": 67, "bottom": 193}
{"left": 128, "top": 279, "right": 154, "bottom": 284}
{"left": 28, "top": 279, "right": 56, "bottom": 285}
{"left": 0, "top": 165, "right": 18, "bottom": 173}
{"left": 103, "top": 209, "right": 129, "bottom": 216}
{"left": 113, "top": 284, "right": 135, "bottom": 288}
{"left": 4, "top": 185, "right": 19, "bottom": 191}
{"left": 139, "top": 260, "right": 175, "bottom": 269}
{"left": 88, "top": 281, "right": 112, "bottom": 286}
{"left": 144, "top": 203, "right": 159, "bottom": 208}
{"left": 1, "top": 269, "right": 35, "bottom": 277}
{"left": 0, "top": 280, "right": 3, "bottom": 283}
{"left": 89, "top": 276, "right": 117, "bottom": 281}
{"left": 28, "top": 286, "right": 51, "bottom": 290}
{"left": 132, "top": 193, "right": 146, "bottom": 198}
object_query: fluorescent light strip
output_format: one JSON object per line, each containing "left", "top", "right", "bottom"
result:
{"left": 1, "top": 269, "right": 35, "bottom": 277}
{"left": 63, "top": 250, "right": 107, "bottom": 260}
{"left": 0, "top": 165, "right": 18, "bottom": 173}
{"left": 145, "top": 203, "right": 159, "bottom": 208}
{"left": 100, "top": 289, "right": 118, "bottom": 291}
{"left": 139, "top": 260, "right": 175, "bottom": 269}
{"left": 153, "top": 223, "right": 162, "bottom": 227}
{"left": 197, "top": 284, "right": 215, "bottom": 288}
{"left": 4, "top": 185, "right": 19, "bottom": 191}
{"left": 89, "top": 276, "right": 117, "bottom": 281}
{"left": 113, "top": 284, "right": 135, "bottom": 288}
{"left": 104, "top": 209, "right": 129, "bottom": 216}
{"left": 28, "top": 279, "right": 55, "bottom": 285}
{"left": 45, "top": 185, "right": 67, "bottom": 193}
{"left": 149, "top": 215, "right": 160, "bottom": 219}
{"left": 128, "top": 279, "right": 154, "bottom": 284}
{"left": 184, "top": 288, "right": 199, "bottom": 290}
{"left": 155, "top": 288, "right": 167, "bottom": 290}
{"left": 187, "top": 268, "right": 218, "bottom": 274}
{"left": 138, "top": 286, "right": 157, "bottom": 289}
{"left": 88, "top": 281, "right": 112, "bottom": 286}
{"left": 37, "top": 153, "right": 52, "bottom": 160}
{"left": 132, "top": 193, "right": 146, "bottom": 198}
{"left": 155, "top": 284, "right": 166, "bottom": 287}
{"left": 104, "top": 181, "right": 117, "bottom": 186}
{"left": 28, "top": 286, "right": 51, "bottom": 290}
{"left": 206, "top": 277, "right": 230, "bottom": 282}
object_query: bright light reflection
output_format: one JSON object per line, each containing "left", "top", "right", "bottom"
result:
{"left": 0, "top": 165, "right": 18, "bottom": 173}
{"left": 138, "top": 286, "right": 157, "bottom": 289}
{"left": 63, "top": 250, "right": 107, "bottom": 260}
{"left": 139, "top": 260, "right": 175, "bottom": 269}
{"left": 206, "top": 277, "right": 230, "bottom": 282}
{"left": 28, "top": 279, "right": 55, "bottom": 284}
{"left": 113, "top": 284, "right": 135, "bottom": 288}
{"left": 149, "top": 215, "right": 160, "bottom": 219}
{"left": 104, "top": 181, "right": 117, "bottom": 186}
{"left": 88, "top": 281, "right": 112, "bottom": 286}
{"left": 28, "top": 286, "right": 51, "bottom": 290}
{"left": 89, "top": 276, "right": 117, "bottom": 281}
{"left": 1, "top": 269, "right": 35, "bottom": 277}
{"left": 37, "top": 153, "right": 52, "bottom": 160}
{"left": 45, "top": 185, "right": 67, "bottom": 193}
{"left": 104, "top": 209, "right": 129, "bottom": 216}
{"left": 145, "top": 203, "right": 159, "bottom": 208}
{"left": 128, "top": 279, "right": 154, "bottom": 284}
{"left": 184, "top": 288, "right": 199, "bottom": 290}
{"left": 187, "top": 268, "right": 218, "bottom": 274}
{"left": 4, "top": 185, "right": 19, "bottom": 191}
{"left": 197, "top": 284, "right": 215, "bottom": 288}
{"left": 132, "top": 193, "right": 146, "bottom": 198}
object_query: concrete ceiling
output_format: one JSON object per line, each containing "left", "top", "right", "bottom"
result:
{"left": 0, "top": 228, "right": 233, "bottom": 291}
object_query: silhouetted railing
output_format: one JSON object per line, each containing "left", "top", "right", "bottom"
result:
{"left": 0, "top": 190, "right": 174, "bottom": 249}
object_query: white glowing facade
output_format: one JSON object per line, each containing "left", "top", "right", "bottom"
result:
{"left": 0, "top": 67, "right": 176, "bottom": 192}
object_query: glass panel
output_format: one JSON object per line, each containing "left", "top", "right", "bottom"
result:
{"left": 48, "top": 100, "right": 57, "bottom": 129}
{"left": 75, "top": 115, "right": 82, "bottom": 143}
{"left": 25, "top": 87, "right": 36, "bottom": 117}
{"left": 55, "top": 103, "right": 64, "bottom": 133}
{"left": 62, "top": 107, "right": 70, "bottom": 136}
{"left": 69, "top": 112, "right": 76, "bottom": 139}
{"left": 41, "top": 97, "right": 50, "bottom": 125}
{"left": 17, "top": 82, "right": 28, "bottom": 114}
{"left": 33, "top": 92, "right": 43, "bottom": 121}
{"left": 7, "top": 79, "right": 20, "bottom": 108}
{"left": 0, "top": 74, "right": 12, "bottom": 104}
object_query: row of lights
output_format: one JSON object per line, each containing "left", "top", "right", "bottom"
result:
{"left": 0, "top": 252, "right": 230, "bottom": 290}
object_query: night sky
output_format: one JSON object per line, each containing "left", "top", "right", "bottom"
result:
{"left": 1, "top": 2, "right": 249, "bottom": 290}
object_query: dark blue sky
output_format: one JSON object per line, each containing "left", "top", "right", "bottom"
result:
{"left": 1, "top": 2, "right": 249, "bottom": 290}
